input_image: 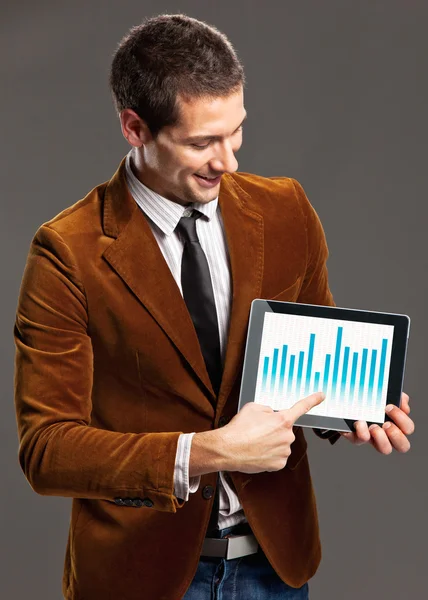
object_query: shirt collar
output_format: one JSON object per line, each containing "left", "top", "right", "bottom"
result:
{"left": 125, "top": 150, "right": 218, "bottom": 236}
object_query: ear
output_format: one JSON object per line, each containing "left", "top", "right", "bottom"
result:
{"left": 119, "top": 109, "right": 153, "bottom": 147}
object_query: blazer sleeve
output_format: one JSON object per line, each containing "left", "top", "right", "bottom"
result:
{"left": 14, "top": 224, "right": 184, "bottom": 512}
{"left": 292, "top": 179, "right": 335, "bottom": 308}
{"left": 292, "top": 180, "right": 341, "bottom": 445}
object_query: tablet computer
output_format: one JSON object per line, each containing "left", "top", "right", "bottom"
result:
{"left": 238, "top": 300, "right": 410, "bottom": 432}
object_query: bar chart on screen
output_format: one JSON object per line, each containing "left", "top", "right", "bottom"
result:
{"left": 254, "top": 312, "right": 395, "bottom": 423}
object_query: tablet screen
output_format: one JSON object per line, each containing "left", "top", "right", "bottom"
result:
{"left": 254, "top": 312, "right": 394, "bottom": 423}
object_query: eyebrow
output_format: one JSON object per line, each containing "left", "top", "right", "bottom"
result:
{"left": 183, "top": 113, "right": 247, "bottom": 143}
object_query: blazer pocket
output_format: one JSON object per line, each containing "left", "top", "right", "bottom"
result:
{"left": 286, "top": 428, "right": 308, "bottom": 470}
{"left": 270, "top": 276, "right": 302, "bottom": 303}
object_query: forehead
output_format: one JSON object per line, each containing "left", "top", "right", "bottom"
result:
{"left": 174, "top": 87, "right": 245, "bottom": 133}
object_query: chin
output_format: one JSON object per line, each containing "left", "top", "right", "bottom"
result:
{"left": 196, "top": 193, "right": 218, "bottom": 204}
{"left": 187, "top": 186, "right": 217, "bottom": 204}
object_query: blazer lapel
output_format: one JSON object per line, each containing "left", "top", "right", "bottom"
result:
{"left": 217, "top": 175, "right": 264, "bottom": 413}
{"left": 101, "top": 160, "right": 264, "bottom": 408}
{"left": 102, "top": 159, "right": 215, "bottom": 398}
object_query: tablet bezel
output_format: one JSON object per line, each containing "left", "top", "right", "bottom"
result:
{"left": 238, "top": 300, "right": 410, "bottom": 432}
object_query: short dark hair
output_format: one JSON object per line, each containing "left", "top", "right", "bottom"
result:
{"left": 109, "top": 14, "right": 245, "bottom": 137}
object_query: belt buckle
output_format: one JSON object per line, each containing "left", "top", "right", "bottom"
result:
{"left": 201, "top": 534, "right": 259, "bottom": 560}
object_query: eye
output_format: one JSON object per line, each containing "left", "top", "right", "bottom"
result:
{"left": 192, "top": 142, "right": 210, "bottom": 149}
{"left": 190, "top": 127, "right": 243, "bottom": 150}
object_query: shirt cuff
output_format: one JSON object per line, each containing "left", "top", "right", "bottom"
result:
{"left": 174, "top": 432, "right": 201, "bottom": 501}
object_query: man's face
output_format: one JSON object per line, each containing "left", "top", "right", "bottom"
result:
{"left": 135, "top": 87, "right": 246, "bottom": 205}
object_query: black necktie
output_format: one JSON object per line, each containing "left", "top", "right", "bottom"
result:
{"left": 176, "top": 211, "right": 223, "bottom": 395}
{"left": 177, "top": 210, "right": 222, "bottom": 535}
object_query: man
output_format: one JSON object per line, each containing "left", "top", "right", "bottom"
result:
{"left": 14, "top": 14, "right": 414, "bottom": 600}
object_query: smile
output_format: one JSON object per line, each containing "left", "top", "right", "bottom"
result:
{"left": 194, "top": 174, "right": 222, "bottom": 187}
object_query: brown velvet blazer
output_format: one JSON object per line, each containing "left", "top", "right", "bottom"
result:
{"left": 14, "top": 158, "right": 336, "bottom": 599}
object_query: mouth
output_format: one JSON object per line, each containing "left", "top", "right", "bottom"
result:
{"left": 194, "top": 174, "right": 222, "bottom": 188}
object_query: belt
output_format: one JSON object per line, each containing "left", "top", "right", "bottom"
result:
{"left": 201, "top": 523, "right": 259, "bottom": 560}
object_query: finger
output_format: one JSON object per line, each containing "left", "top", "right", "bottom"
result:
{"left": 382, "top": 422, "right": 411, "bottom": 453}
{"left": 385, "top": 405, "right": 414, "bottom": 435}
{"left": 240, "top": 403, "right": 273, "bottom": 415}
{"left": 285, "top": 392, "right": 326, "bottom": 422}
{"left": 340, "top": 431, "right": 358, "bottom": 444}
{"left": 252, "top": 403, "right": 275, "bottom": 413}
{"left": 354, "top": 421, "right": 371, "bottom": 444}
{"left": 368, "top": 424, "right": 392, "bottom": 454}
{"left": 400, "top": 392, "right": 411, "bottom": 414}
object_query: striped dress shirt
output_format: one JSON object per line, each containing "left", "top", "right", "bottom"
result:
{"left": 125, "top": 150, "right": 246, "bottom": 529}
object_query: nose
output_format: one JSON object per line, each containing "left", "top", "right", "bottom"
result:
{"left": 209, "top": 141, "right": 239, "bottom": 174}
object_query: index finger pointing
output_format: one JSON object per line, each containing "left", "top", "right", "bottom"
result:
{"left": 284, "top": 392, "right": 326, "bottom": 423}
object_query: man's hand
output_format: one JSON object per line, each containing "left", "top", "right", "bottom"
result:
{"left": 218, "top": 392, "right": 326, "bottom": 474}
{"left": 340, "top": 392, "right": 414, "bottom": 454}
{"left": 190, "top": 392, "right": 326, "bottom": 477}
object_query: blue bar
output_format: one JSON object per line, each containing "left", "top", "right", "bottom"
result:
{"left": 262, "top": 356, "right": 269, "bottom": 393}
{"left": 261, "top": 327, "right": 389, "bottom": 410}
{"left": 332, "top": 327, "right": 343, "bottom": 399}
{"left": 279, "top": 345, "right": 288, "bottom": 394}
{"left": 350, "top": 352, "right": 358, "bottom": 401}
{"left": 323, "top": 354, "right": 331, "bottom": 391}
{"left": 297, "top": 351, "right": 305, "bottom": 395}
{"left": 314, "top": 371, "right": 320, "bottom": 391}
{"left": 377, "top": 339, "right": 388, "bottom": 405}
{"left": 359, "top": 349, "right": 368, "bottom": 399}
{"left": 305, "top": 334, "right": 316, "bottom": 395}
{"left": 368, "top": 349, "right": 378, "bottom": 403}
{"left": 270, "top": 348, "right": 279, "bottom": 394}
{"left": 340, "top": 346, "right": 350, "bottom": 397}
{"left": 287, "top": 355, "right": 296, "bottom": 395}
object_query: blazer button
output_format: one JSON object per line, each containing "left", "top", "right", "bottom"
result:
{"left": 114, "top": 497, "right": 125, "bottom": 506}
{"left": 202, "top": 485, "right": 214, "bottom": 500}
{"left": 123, "top": 498, "right": 135, "bottom": 507}
{"left": 142, "top": 497, "right": 154, "bottom": 508}
{"left": 133, "top": 498, "right": 144, "bottom": 508}
{"left": 218, "top": 416, "right": 229, "bottom": 427}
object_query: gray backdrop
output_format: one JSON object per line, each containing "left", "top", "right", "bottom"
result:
{"left": 1, "top": 1, "right": 426, "bottom": 598}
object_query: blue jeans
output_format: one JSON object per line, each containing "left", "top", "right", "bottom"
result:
{"left": 183, "top": 526, "right": 309, "bottom": 600}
